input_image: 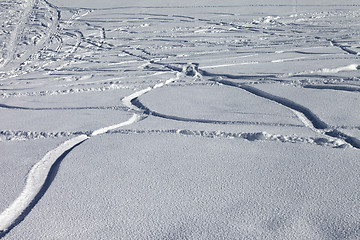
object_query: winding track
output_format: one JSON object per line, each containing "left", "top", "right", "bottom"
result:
{"left": 1, "top": 1, "right": 360, "bottom": 238}
{"left": 0, "top": 70, "right": 179, "bottom": 237}
{"left": 204, "top": 77, "right": 360, "bottom": 149}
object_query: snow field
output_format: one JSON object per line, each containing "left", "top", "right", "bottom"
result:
{"left": 1, "top": 0, "right": 360, "bottom": 239}
{"left": 4, "top": 134, "right": 359, "bottom": 239}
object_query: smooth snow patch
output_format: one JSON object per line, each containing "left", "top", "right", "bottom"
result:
{"left": 0, "top": 134, "right": 88, "bottom": 233}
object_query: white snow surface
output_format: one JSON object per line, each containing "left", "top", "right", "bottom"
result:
{"left": 1, "top": 0, "right": 360, "bottom": 239}
{"left": 0, "top": 135, "right": 88, "bottom": 232}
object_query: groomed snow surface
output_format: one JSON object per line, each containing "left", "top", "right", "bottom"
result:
{"left": 1, "top": 0, "right": 360, "bottom": 239}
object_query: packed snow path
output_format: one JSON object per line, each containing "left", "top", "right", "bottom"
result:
{"left": 1, "top": 0, "right": 360, "bottom": 238}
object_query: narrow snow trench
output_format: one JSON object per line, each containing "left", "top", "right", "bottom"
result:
{"left": 210, "top": 79, "right": 360, "bottom": 149}
{"left": 0, "top": 73, "right": 179, "bottom": 238}
{"left": 0, "top": 135, "right": 88, "bottom": 237}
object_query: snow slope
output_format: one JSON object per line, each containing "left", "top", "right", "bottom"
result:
{"left": 0, "top": 0, "right": 359, "bottom": 239}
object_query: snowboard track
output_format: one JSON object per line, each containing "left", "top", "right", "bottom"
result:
{"left": 207, "top": 78, "right": 360, "bottom": 150}
{"left": 0, "top": 140, "right": 85, "bottom": 239}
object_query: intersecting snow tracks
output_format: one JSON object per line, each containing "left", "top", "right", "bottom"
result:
{"left": 0, "top": 130, "right": 89, "bottom": 142}
{"left": 130, "top": 97, "right": 303, "bottom": 128}
{"left": 206, "top": 78, "right": 360, "bottom": 149}
{"left": 1, "top": 2, "right": 360, "bottom": 238}
{"left": 0, "top": 0, "right": 61, "bottom": 77}
{"left": 0, "top": 72, "right": 177, "bottom": 236}
{"left": 0, "top": 135, "right": 88, "bottom": 236}
{"left": 0, "top": 0, "right": 37, "bottom": 70}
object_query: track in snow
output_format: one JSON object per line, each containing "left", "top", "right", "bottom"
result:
{"left": 0, "top": 103, "right": 126, "bottom": 111}
{"left": 0, "top": 67, "right": 181, "bottom": 237}
{"left": 109, "top": 128, "right": 349, "bottom": 148}
{"left": 0, "top": 135, "right": 88, "bottom": 238}
{"left": 1, "top": 1, "right": 360, "bottom": 238}
{"left": 0, "top": 0, "right": 37, "bottom": 70}
{"left": 206, "top": 78, "right": 360, "bottom": 149}
{"left": 303, "top": 84, "right": 360, "bottom": 92}
{"left": 130, "top": 97, "right": 303, "bottom": 128}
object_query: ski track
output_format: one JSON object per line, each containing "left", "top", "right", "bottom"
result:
{"left": 303, "top": 84, "right": 360, "bottom": 92}
{"left": 0, "top": 0, "right": 37, "bottom": 70}
{"left": 294, "top": 64, "right": 360, "bottom": 76}
{"left": 0, "top": 68, "right": 179, "bottom": 237}
{"left": 0, "top": 135, "right": 88, "bottom": 237}
{"left": 0, "top": 83, "right": 131, "bottom": 98}
{"left": 206, "top": 78, "right": 360, "bottom": 149}
{"left": 329, "top": 39, "right": 360, "bottom": 56}
{"left": 0, "top": 0, "right": 61, "bottom": 77}
{"left": 130, "top": 97, "right": 303, "bottom": 128}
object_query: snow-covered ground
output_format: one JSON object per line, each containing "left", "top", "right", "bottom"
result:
{"left": 1, "top": 0, "right": 360, "bottom": 239}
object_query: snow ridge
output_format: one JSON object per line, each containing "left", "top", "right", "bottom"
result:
{"left": 0, "top": 103, "right": 127, "bottom": 111}
{"left": 1, "top": 83, "right": 130, "bottom": 98}
{"left": 110, "top": 129, "right": 348, "bottom": 148}
{"left": 0, "top": 130, "right": 89, "bottom": 142}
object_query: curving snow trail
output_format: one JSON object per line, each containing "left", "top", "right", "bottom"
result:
{"left": 0, "top": 134, "right": 88, "bottom": 235}
{"left": 207, "top": 78, "right": 360, "bottom": 149}
{"left": 91, "top": 114, "right": 141, "bottom": 136}
{"left": 0, "top": 73, "right": 180, "bottom": 237}
{"left": 2, "top": 2, "right": 359, "bottom": 238}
